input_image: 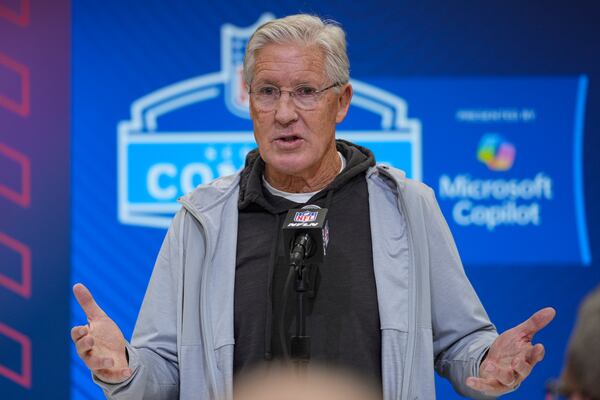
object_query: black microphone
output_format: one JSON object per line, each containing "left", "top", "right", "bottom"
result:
{"left": 280, "top": 205, "right": 329, "bottom": 362}
{"left": 282, "top": 205, "right": 329, "bottom": 268}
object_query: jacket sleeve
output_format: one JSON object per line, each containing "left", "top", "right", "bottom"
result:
{"left": 93, "top": 210, "right": 187, "bottom": 399}
{"left": 422, "top": 187, "right": 498, "bottom": 399}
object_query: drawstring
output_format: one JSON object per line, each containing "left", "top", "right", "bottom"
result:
{"left": 264, "top": 213, "right": 283, "bottom": 360}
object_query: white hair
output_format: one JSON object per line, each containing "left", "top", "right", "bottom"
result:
{"left": 243, "top": 14, "right": 350, "bottom": 86}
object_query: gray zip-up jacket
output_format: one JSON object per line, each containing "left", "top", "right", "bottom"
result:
{"left": 96, "top": 164, "right": 497, "bottom": 400}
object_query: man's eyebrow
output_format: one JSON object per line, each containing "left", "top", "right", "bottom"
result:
{"left": 253, "top": 79, "right": 278, "bottom": 86}
{"left": 294, "top": 77, "right": 329, "bottom": 86}
{"left": 291, "top": 81, "right": 316, "bottom": 87}
{"left": 252, "top": 79, "right": 321, "bottom": 87}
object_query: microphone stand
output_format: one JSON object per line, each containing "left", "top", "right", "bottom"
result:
{"left": 291, "top": 261, "right": 310, "bottom": 365}
{"left": 288, "top": 234, "right": 312, "bottom": 366}
{"left": 281, "top": 206, "right": 328, "bottom": 370}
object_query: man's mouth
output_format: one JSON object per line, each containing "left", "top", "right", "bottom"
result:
{"left": 277, "top": 135, "right": 301, "bottom": 142}
{"left": 273, "top": 135, "right": 304, "bottom": 148}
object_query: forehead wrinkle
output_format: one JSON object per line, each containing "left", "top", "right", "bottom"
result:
{"left": 252, "top": 44, "right": 326, "bottom": 86}
{"left": 253, "top": 70, "right": 325, "bottom": 87}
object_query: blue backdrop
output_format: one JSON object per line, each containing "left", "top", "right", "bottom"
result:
{"left": 70, "top": 1, "right": 600, "bottom": 399}
{"left": 0, "top": 1, "right": 70, "bottom": 399}
{"left": 3, "top": 1, "right": 600, "bottom": 399}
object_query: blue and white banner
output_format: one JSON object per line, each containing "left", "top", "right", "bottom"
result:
{"left": 117, "top": 14, "right": 421, "bottom": 228}
{"left": 383, "top": 77, "right": 590, "bottom": 266}
{"left": 70, "top": 4, "right": 597, "bottom": 400}
{"left": 116, "top": 15, "right": 589, "bottom": 266}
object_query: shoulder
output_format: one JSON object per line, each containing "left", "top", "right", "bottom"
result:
{"left": 178, "top": 172, "right": 241, "bottom": 213}
{"left": 368, "top": 164, "right": 435, "bottom": 203}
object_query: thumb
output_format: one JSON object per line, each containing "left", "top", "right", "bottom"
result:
{"left": 516, "top": 307, "right": 556, "bottom": 337}
{"left": 73, "top": 283, "right": 106, "bottom": 320}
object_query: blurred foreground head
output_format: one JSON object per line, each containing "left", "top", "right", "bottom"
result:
{"left": 560, "top": 285, "right": 600, "bottom": 400}
{"left": 232, "top": 365, "right": 380, "bottom": 400}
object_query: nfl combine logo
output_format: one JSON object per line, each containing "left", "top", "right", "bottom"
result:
{"left": 117, "top": 13, "right": 421, "bottom": 229}
{"left": 294, "top": 211, "right": 318, "bottom": 223}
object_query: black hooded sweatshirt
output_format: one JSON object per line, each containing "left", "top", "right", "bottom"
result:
{"left": 234, "top": 140, "right": 381, "bottom": 386}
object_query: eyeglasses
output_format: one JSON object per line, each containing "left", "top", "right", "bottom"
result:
{"left": 248, "top": 82, "right": 341, "bottom": 111}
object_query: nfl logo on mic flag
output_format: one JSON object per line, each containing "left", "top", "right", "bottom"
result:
{"left": 294, "top": 211, "right": 318, "bottom": 223}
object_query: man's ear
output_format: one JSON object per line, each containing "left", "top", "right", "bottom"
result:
{"left": 335, "top": 83, "right": 353, "bottom": 124}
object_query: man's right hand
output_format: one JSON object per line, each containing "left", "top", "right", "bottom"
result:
{"left": 71, "top": 283, "right": 132, "bottom": 384}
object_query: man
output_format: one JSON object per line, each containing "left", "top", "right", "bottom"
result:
{"left": 71, "top": 14, "right": 555, "bottom": 399}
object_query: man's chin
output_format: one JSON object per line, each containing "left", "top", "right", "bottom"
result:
{"left": 265, "top": 157, "right": 312, "bottom": 178}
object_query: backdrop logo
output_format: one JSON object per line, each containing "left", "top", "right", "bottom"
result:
{"left": 477, "top": 133, "right": 516, "bottom": 171}
{"left": 439, "top": 130, "right": 553, "bottom": 231}
{"left": 117, "top": 14, "right": 422, "bottom": 228}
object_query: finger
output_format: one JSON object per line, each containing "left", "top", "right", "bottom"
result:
{"left": 525, "top": 343, "right": 545, "bottom": 365}
{"left": 76, "top": 336, "right": 94, "bottom": 357}
{"left": 466, "top": 377, "right": 504, "bottom": 395}
{"left": 73, "top": 283, "right": 106, "bottom": 320}
{"left": 515, "top": 307, "right": 556, "bottom": 337}
{"left": 71, "top": 325, "right": 88, "bottom": 342}
{"left": 493, "top": 365, "right": 518, "bottom": 387}
{"left": 512, "top": 356, "right": 533, "bottom": 380}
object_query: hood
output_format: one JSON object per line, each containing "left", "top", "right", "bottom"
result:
{"left": 178, "top": 173, "right": 241, "bottom": 213}
{"left": 238, "top": 139, "right": 376, "bottom": 214}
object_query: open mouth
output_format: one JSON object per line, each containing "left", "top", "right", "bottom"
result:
{"left": 274, "top": 135, "right": 304, "bottom": 149}
{"left": 275, "top": 135, "right": 303, "bottom": 143}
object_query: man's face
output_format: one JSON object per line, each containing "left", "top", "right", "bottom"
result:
{"left": 249, "top": 43, "right": 352, "bottom": 178}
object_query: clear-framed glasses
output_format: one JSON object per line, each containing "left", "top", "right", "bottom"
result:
{"left": 248, "top": 82, "right": 341, "bottom": 111}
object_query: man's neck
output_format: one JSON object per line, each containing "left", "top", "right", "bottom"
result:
{"left": 264, "top": 149, "right": 342, "bottom": 193}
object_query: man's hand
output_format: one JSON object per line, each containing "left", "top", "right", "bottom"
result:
{"left": 466, "top": 307, "right": 556, "bottom": 396}
{"left": 71, "top": 283, "right": 131, "bottom": 384}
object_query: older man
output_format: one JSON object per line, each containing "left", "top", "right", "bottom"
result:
{"left": 71, "top": 14, "right": 555, "bottom": 400}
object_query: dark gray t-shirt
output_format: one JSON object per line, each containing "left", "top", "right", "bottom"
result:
{"left": 233, "top": 142, "right": 382, "bottom": 387}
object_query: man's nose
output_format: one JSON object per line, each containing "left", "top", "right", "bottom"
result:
{"left": 274, "top": 92, "right": 298, "bottom": 125}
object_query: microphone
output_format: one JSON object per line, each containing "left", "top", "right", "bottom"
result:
{"left": 280, "top": 205, "right": 329, "bottom": 362}
{"left": 282, "top": 205, "right": 329, "bottom": 268}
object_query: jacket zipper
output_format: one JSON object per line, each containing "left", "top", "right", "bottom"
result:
{"left": 398, "top": 195, "right": 417, "bottom": 400}
{"left": 377, "top": 166, "right": 418, "bottom": 400}
{"left": 178, "top": 198, "right": 220, "bottom": 398}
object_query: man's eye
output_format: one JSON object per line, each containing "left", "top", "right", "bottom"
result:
{"left": 257, "top": 86, "right": 277, "bottom": 96}
{"left": 295, "top": 86, "right": 317, "bottom": 97}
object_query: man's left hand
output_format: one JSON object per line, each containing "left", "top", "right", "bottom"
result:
{"left": 466, "top": 307, "right": 556, "bottom": 396}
